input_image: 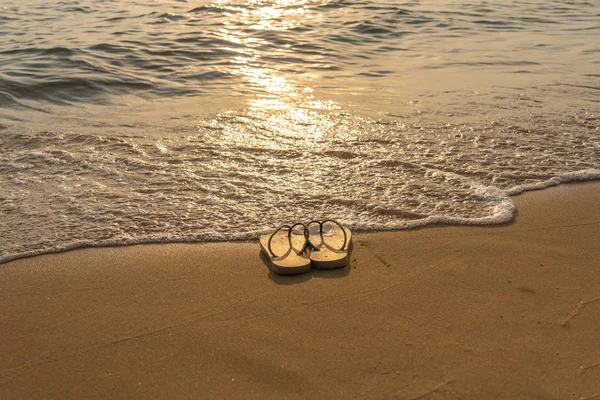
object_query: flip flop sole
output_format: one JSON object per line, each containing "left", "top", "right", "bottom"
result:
{"left": 259, "top": 234, "right": 311, "bottom": 275}
{"left": 309, "top": 227, "right": 352, "bottom": 269}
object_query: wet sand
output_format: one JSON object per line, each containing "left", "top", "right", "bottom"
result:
{"left": 1, "top": 182, "right": 599, "bottom": 399}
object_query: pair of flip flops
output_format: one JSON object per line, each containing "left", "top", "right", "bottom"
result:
{"left": 259, "top": 220, "right": 352, "bottom": 275}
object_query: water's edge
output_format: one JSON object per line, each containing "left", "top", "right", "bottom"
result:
{"left": 3, "top": 175, "right": 598, "bottom": 266}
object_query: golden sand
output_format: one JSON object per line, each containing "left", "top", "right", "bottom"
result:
{"left": 1, "top": 182, "right": 599, "bottom": 399}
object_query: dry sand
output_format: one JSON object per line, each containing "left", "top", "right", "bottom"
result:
{"left": 1, "top": 182, "right": 599, "bottom": 399}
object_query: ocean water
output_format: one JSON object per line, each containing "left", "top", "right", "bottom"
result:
{"left": 0, "top": 0, "right": 598, "bottom": 264}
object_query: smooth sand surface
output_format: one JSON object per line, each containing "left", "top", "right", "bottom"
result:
{"left": 1, "top": 182, "right": 599, "bottom": 399}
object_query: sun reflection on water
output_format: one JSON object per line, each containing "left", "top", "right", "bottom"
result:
{"left": 216, "top": 0, "right": 312, "bottom": 31}
{"left": 213, "top": 0, "right": 339, "bottom": 143}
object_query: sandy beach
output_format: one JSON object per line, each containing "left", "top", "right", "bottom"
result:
{"left": 1, "top": 182, "right": 599, "bottom": 399}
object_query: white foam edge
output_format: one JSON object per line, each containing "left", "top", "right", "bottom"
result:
{"left": 1, "top": 169, "right": 599, "bottom": 265}
{"left": 506, "top": 169, "right": 600, "bottom": 196}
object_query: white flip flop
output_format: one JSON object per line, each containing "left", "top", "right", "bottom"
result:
{"left": 259, "top": 222, "right": 312, "bottom": 275}
{"left": 306, "top": 219, "right": 352, "bottom": 269}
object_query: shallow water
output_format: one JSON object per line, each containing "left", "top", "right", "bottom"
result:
{"left": 1, "top": 0, "right": 599, "bottom": 263}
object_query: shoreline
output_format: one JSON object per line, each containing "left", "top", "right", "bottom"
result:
{"left": 1, "top": 181, "right": 599, "bottom": 399}
{"left": 1, "top": 176, "right": 599, "bottom": 266}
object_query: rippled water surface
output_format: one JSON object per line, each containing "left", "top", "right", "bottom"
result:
{"left": 1, "top": 0, "right": 599, "bottom": 263}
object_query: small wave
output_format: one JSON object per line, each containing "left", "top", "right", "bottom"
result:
{"left": 507, "top": 169, "right": 600, "bottom": 195}
{"left": 358, "top": 70, "right": 394, "bottom": 77}
{"left": 88, "top": 43, "right": 130, "bottom": 54}
{"left": 0, "top": 46, "right": 76, "bottom": 57}
{"left": 154, "top": 12, "right": 188, "bottom": 21}
{"left": 323, "top": 150, "right": 359, "bottom": 159}
{"left": 352, "top": 21, "right": 394, "bottom": 35}
{"left": 0, "top": 76, "right": 153, "bottom": 104}
{"left": 63, "top": 7, "right": 94, "bottom": 14}
{"left": 188, "top": 5, "right": 228, "bottom": 14}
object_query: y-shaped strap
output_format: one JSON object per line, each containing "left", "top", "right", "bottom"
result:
{"left": 306, "top": 219, "right": 348, "bottom": 252}
{"left": 267, "top": 222, "right": 309, "bottom": 258}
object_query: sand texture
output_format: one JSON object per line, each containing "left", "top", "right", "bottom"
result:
{"left": 1, "top": 182, "right": 599, "bottom": 399}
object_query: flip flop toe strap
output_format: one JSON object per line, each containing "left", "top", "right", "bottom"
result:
{"left": 267, "top": 222, "right": 309, "bottom": 258}
{"left": 307, "top": 219, "right": 348, "bottom": 252}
